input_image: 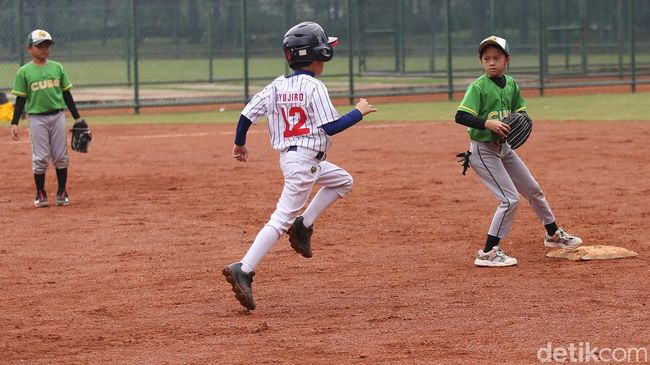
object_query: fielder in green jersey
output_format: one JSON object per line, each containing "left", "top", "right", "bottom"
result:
{"left": 10, "top": 29, "right": 85, "bottom": 208}
{"left": 12, "top": 60, "right": 72, "bottom": 114}
{"left": 455, "top": 36, "right": 582, "bottom": 268}
{"left": 458, "top": 73, "right": 527, "bottom": 142}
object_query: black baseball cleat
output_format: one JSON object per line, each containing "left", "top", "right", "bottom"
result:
{"left": 34, "top": 190, "right": 48, "bottom": 208}
{"left": 55, "top": 190, "right": 69, "bottom": 206}
{"left": 287, "top": 216, "right": 313, "bottom": 258}
{"left": 222, "top": 262, "right": 256, "bottom": 310}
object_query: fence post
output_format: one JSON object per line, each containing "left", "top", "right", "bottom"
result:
{"left": 445, "top": 0, "right": 453, "bottom": 101}
{"left": 617, "top": 0, "right": 624, "bottom": 80}
{"left": 208, "top": 0, "right": 214, "bottom": 83}
{"left": 358, "top": 0, "right": 365, "bottom": 73}
{"left": 397, "top": 0, "right": 405, "bottom": 74}
{"left": 348, "top": 0, "right": 355, "bottom": 105}
{"left": 580, "top": 0, "right": 587, "bottom": 74}
{"left": 489, "top": 0, "right": 496, "bottom": 33}
{"left": 126, "top": 3, "right": 132, "bottom": 87}
{"left": 284, "top": 0, "right": 292, "bottom": 75}
{"left": 628, "top": 0, "right": 636, "bottom": 93}
{"left": 538, "top": 0, "right": 545, "bottom": 97}
{"left": 16, "top": 0, "right": 25, "bottom": 66}
{"left": 131, "top": 0, "right": 140, "bottom": 114}
{"left": 429, "top": 0, "right": 436, "bottom": 73}
{"left": 242, "top": 0, "right": 250, "bottom": 103}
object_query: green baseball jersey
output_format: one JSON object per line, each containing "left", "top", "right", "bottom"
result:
{"left": 11, "top": 60, "right": 72, "bottom": 114}
{"left": 457, "top": 74, "right": 526, "bottom": 142}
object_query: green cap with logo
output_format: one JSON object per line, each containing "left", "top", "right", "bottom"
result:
{"left": 27, "top": 29, "right": 54, "bottom": 46}
{"left": 478, "top": 35, "right": 509, "bottom": 56}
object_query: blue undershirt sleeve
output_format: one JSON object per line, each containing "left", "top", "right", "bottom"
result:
{"left": 321, "top": 109, "right": 363, "bottom": 136}
{"left": 234, "top": 114, "right": 253, "bottom": 146}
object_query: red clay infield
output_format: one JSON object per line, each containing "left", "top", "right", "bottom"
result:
{"left": 1, "top": 120, "right": 648, "bottom": 364}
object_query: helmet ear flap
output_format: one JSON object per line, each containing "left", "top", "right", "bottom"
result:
{"left": 313, "top": 44, "right": 334, "bottom": 61}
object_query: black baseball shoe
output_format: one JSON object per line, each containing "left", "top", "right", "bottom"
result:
{"left": 222, "top": 262, "right": 256, "bottom": 310}
{"left": 55, "top": 190, "right": 69, "bottom": 206}
{"left": 34, "top": 190, "right": 48, "bottom": 208}
{"left": 287, "top": 216, "right": 313, "bottom": 258}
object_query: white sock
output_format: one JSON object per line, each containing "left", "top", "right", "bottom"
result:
{"left": 240, "top": 225, "right": 281, "bottom": 273}
{"left": 301, "top": 187, "right": 341, "bottom": 227}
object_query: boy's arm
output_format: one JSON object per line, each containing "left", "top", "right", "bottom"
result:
{"left": 232, "top": 87, "right": 269, "bottom": 162}
{"left": 9, "top": 96, "right": 26, "bottom": 140}
{"left": 11, "top": 96, "right": 26, "bottom": 126}
{"left": 511, "top": 80, "right": 527, "bottom": 113}
{"left": 321, "top": 98, "right": 376, "bottom": 136}
{"left": 234, "top": 114, "right": 253, "bottom": 146}
{"left": 62, "top": 90, "right": 81, "bottom": 120}
{"left": 232, "top": 114, "right": 253, "bottom": 162}
{"left": 455, "top": 111, "right": 486, "bottom": 129}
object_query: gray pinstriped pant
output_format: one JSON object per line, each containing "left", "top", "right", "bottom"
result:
{"left": 28, "top": 111, "right": 69, "bottom": 174}
{"left": 468, "top": 140, "right": 555, "bottom": 239}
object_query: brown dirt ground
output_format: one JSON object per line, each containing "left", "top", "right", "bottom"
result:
{"left": 1, "top": 120, "right": 648, "bottom": 364}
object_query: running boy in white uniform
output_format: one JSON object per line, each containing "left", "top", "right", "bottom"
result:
{"left": 223, "top": 22, "right": 377, "bottom": 310}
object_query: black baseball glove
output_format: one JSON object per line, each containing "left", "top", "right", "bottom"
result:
{"left": 502, "top": 112, "right": 532, "bottom": 149}
{"left": 456, "top": 151, "right": 472, "bottom": 175}
{"left": 71, "top": 119, "right": 92, "bottom": 153}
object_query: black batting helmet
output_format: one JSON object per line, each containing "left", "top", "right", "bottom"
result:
{"left": 283, "top": 22, "right": 338, "bottom": 69}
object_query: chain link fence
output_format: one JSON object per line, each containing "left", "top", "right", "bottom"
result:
{"left": 1, "top": 0, "right": 649, "bottom": 112}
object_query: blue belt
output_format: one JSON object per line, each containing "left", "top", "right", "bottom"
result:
{"left": 288, "top": 145, "right": 325, "bottom": 160}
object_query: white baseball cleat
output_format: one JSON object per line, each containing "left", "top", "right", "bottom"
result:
{"left": 544, "top": 228, "right": 582, "bottom": 250}
{"left": 474, "top": 246, "right": 518, "bottom": 267}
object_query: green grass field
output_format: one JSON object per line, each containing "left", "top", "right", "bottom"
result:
{"left": 3, "top": 52, "right": 648, "bottom": 87}
{"left": 78, "top": 92, "right": 650, "bottom": 126}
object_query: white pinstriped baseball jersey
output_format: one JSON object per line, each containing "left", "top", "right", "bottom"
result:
{"left": 241, "top": 73, "right": 339, "bottom": 152}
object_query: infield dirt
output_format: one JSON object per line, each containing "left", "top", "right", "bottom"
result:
{"left": 1, "top": 120, "right": 648, "bottom": 364}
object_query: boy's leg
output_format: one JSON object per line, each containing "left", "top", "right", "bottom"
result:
{"left": 301, "top": 161, "right": 353, "bottom": 226}
{"left": 29, "top": 115, "right": 51, "bottom": 178}
{"left": 286, "top": 160, "right": 353, "bottom": 258}
{"left": 469, "top": 142, "right": 520, "bottom": 239}
{"left": 502, "top": 148, "right": 582, "bottom": 248}
{"left": 29, "top": 116, "right": 51, "bottom": 207}
{"left": 502, "top": 147, "right": 555, "bottom": 225}
{"left": 239, "top": 152, "right": 318, "bottom": 272}
{"left": 50, "top": 112, "right": 70, "bottom": 189}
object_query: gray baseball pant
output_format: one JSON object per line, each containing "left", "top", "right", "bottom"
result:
{"left": 28, "top": 111, "right": 69, "bottom": 174}
{"left": 468, "top": 140, "right": 555, "bottom": 239}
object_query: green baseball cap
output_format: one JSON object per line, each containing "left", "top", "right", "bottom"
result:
{"left": 478, "top": 35, "right": 509, "bottom": 56}
{"left": 27, "top": 29, "right": 54, "bottom": 45}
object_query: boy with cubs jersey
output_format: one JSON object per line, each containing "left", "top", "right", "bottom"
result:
{"left": 10, "top": 29, "right": 86, "bottom": 207}
{"left": 456, "top": 36, "right": 582, "bottom": 267}
{"left": 223, "top": 22, "right": 376, "bottom": 310}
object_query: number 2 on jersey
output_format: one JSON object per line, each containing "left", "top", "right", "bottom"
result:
{"left": 281, "top": 106, "right": 310, "bottom": 138}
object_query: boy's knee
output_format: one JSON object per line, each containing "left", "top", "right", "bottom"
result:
{"left": 53, "top": 156, "right": 69, "bottom": 169}
{"left": 502, "top": 196, "right": 520, "bottom": 210}
{"left": 32, "top": 158, "right": 49, "bottom": 174}
{"left": 336, "top": 174, "right": 353, "bottom": 197}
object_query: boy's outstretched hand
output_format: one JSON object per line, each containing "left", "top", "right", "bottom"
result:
{"left": 232, "top": 144, "right": 249, "bottom": 162}
{"left": 355, "top": 98, "right": 377, "bottom": 116}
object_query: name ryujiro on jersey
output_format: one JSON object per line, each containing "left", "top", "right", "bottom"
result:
{"left": 277, "top": 92, "right": 305, "bottom": 103}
